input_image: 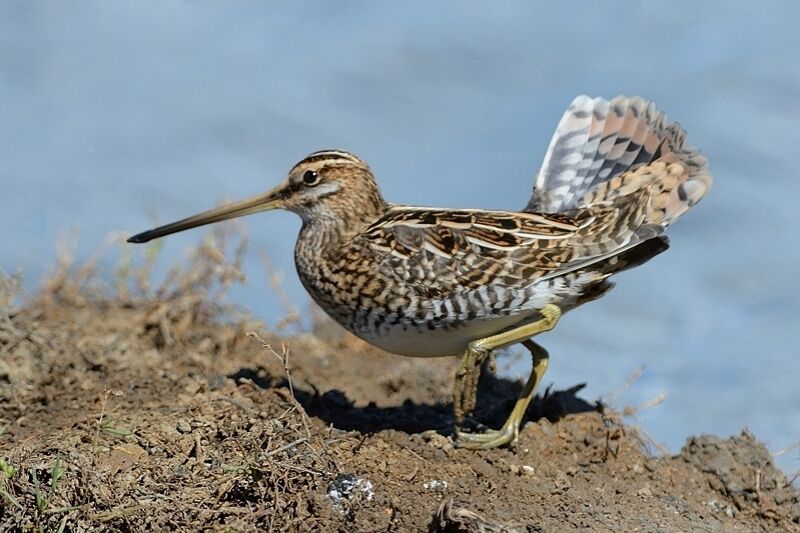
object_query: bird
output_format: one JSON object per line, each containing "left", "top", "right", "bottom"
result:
{"left": 128, "top": 95, "right": 712, "bottom": 449}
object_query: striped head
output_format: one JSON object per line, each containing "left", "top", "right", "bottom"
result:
{"left": 127, "top": 150, "right": 386, "bottom": 244}
{"left": 280, "top": 150, "right": 386, "bottom": 224}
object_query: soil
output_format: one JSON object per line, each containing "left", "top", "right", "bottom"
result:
{"left": 1, "top": 234, "right": 798, "bottom": 531}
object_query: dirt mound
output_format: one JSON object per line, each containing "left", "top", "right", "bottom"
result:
{"left": 1, "top": 234, "right": 798, "bottom": 531}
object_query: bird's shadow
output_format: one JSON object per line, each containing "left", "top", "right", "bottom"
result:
{"left": 228, "top": 366, "right": 600, "bottom": 437}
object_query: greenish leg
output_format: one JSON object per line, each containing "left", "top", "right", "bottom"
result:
{"left": 453, "top": 303, "right": 561, "bottom": 449}
{"left": 452, "top": 341, "right": 489, "bottom": 427}
{"left": 456, "top": 339, "right": 550, "bottom": 448}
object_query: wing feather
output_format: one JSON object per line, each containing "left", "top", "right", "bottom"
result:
{"left": 359, "top": 198, "right": 658, "bottom": 294}
{"left": 526, "top": 95, "right": 710, "bottom": 222}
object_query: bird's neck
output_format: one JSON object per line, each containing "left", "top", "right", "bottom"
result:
{"left": 296, "top": 200, "right": 384, "bottom": 258}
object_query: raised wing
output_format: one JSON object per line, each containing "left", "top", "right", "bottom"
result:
{"left": 526, "top": 95, "right": 711, "bottom": 217}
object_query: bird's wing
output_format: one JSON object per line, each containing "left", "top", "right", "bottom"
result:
{"left": 526, "top": 95, "right": 711, "bottom": 217}
{"left": 359, "top": 195, "right": 656, "bottom": 293}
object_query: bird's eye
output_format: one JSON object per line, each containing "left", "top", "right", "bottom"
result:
{"left": 303, "top": 170, "right": 320, "bottom": 186}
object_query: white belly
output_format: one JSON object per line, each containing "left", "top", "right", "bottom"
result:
{"left": 319, "top": 271, "right": 604, "bottom": 358}
{"left": 358, "top": 312, "right": 537, "bottom": 357}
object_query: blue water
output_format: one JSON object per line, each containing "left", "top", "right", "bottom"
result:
{"left": 2, "top": 2, "right": 799, "bottom": 474}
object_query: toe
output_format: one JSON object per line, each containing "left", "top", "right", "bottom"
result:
{"left": 455, "top": 428, "right": 516, "bottom": 449}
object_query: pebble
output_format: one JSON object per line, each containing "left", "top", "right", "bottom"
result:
{"left": 423, "top": 479, "right": 448, "bottom": 492}
{"left": 327, "top": 474, "right": 375, "bottom": 514}
{"left": 422, "top": 431, "right": 453, "bottom": 451}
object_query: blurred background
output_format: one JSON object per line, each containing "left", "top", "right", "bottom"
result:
{"left": 2, "top": 2, "right": 799, "bottom": 472}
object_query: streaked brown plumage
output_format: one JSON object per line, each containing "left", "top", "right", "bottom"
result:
{"left": 128, "top": 95, "right": 712, "bottom": 448}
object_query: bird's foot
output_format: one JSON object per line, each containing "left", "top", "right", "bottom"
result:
{"left": 455, "top": 421, "right": 520, "bottom": 450}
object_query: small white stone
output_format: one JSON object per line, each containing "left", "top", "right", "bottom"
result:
{"left": 423, "top": 479, "right": 448, "bottom": 492}
{"left": 327, "top": 475, "right": 375, "bottom": 514}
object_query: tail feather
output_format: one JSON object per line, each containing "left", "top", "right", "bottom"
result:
{"left": 571, "top": 233, "right": 671, "bottom": 307}
{"left": 525, "top": 95, "right": 712, "bottom": 229}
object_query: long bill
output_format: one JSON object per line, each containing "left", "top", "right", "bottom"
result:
{"left": 127, "top": 189, "right": 283, "bottom": 244}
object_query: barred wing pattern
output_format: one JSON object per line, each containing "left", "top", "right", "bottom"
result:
{"left": 360, "top": 199, "right": 655, "bottom": 300}
{"left": 526, "top": 95, "right": 712, "bottom": 221}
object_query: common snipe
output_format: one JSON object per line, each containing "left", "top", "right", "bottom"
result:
{"left": 129, "top": 95, "right": 712, "bottom": 449}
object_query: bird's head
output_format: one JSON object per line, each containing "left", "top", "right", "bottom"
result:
{"left": 128, "top": 150, "right": 386, "bottom": 244}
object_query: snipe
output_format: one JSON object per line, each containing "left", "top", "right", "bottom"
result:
{"left": 129, "top": 95, "right": 712, "bottom": 448}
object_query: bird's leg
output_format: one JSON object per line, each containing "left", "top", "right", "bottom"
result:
{"left": 452, "top": 341, "right": 490, "bottom": 428}
{"left": 456, "top": 340, "right": 550, "bottom": 448}
{"left": 454, "top": 304, "right": 561, "bottom": 449}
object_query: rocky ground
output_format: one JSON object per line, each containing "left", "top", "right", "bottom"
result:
{"left": 1, "top": 232, "right": 798, "bottom": 531}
